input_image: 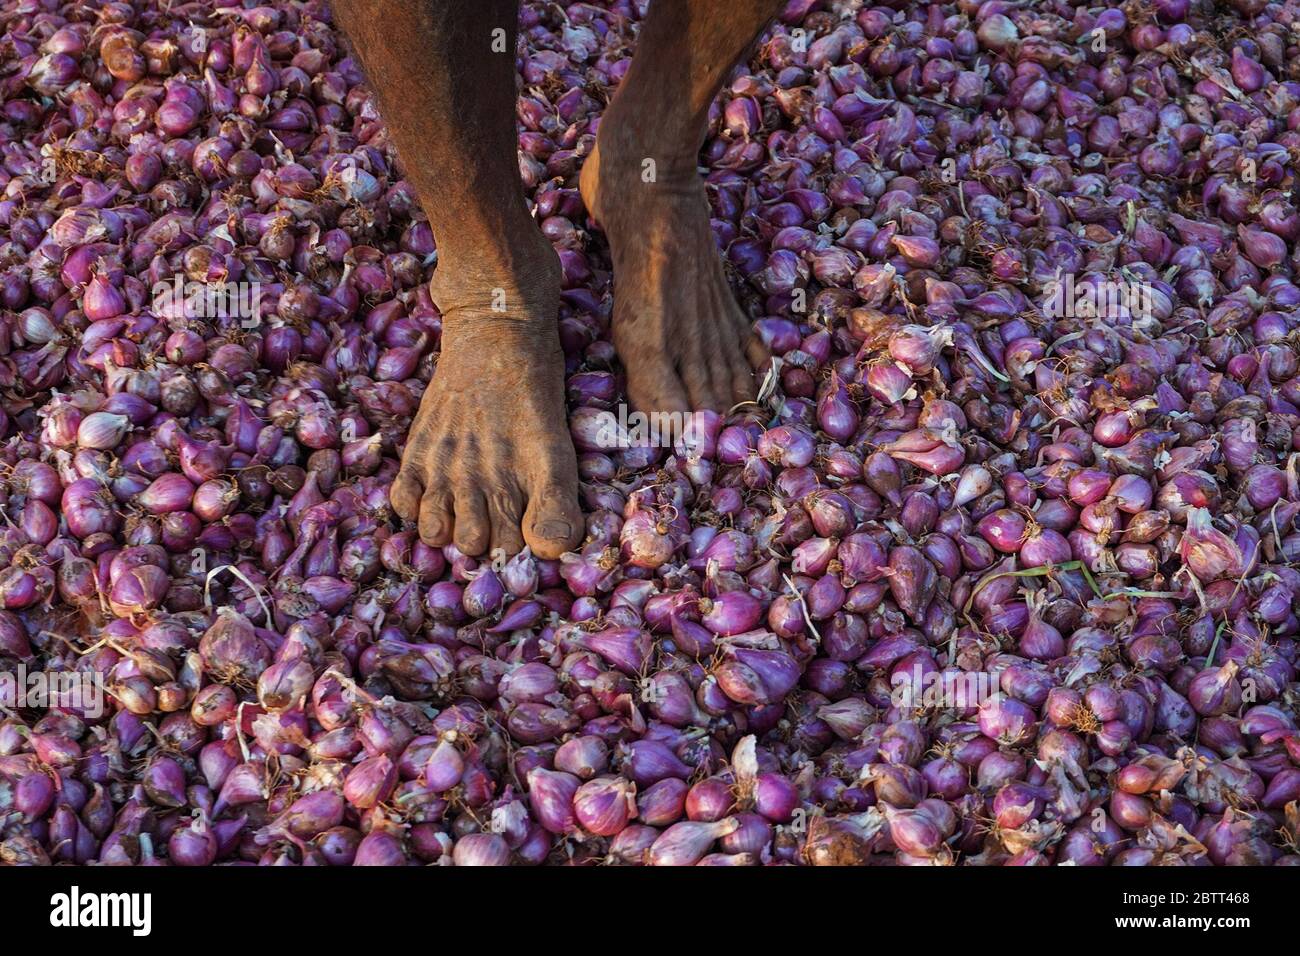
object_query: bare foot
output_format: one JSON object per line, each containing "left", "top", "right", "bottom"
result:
{"left": 391, "top": 257, "right": 583, "bottom": 559}
{"left": 579, "top": 138, "right": 762, "bottom": 416}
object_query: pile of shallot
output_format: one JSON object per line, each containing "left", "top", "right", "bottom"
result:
{"left": 1, "top": 0, "right": 1299, "bottom": 866}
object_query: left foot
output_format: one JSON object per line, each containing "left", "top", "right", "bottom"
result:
{"left": 579, "top": 136, "right": 762, "bottom": 416}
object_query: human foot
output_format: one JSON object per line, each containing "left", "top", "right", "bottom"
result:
{"left": 391, "top": 267, "right": 583, "bottom": 559}
{"left": 579, "top": 140, "right": 762, "bottom": 416}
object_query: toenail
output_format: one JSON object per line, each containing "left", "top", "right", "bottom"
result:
{"left": 538, "top": 521, "right": 572, "bottom": 540}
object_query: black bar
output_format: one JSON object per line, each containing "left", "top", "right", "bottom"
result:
{"left": 2, "top": 864, "right": 1280, "bottom": 940}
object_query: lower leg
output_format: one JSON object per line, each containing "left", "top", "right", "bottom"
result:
{"left": 334, "top": 0, "right": 556, "bottom": 315}
{"left": 581, "top": 0, "right": 784, "bottom": 414}
{"left": 334, "top": 0, "right": 582, "bottom": 558}
{"left": 599, "top": 0, "right": 785, "bottom": 182}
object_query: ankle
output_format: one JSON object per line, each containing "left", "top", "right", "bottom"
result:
{"left": 593, "top": 111, "right": 702, "bottom": 188}
{"left": 438, "top": 311, "right": 563, "bottom": 355}
{"left": 430, "top": 240, "right": 561, "bottom": 324}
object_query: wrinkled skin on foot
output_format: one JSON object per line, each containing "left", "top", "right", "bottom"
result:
{"left": 393, "top": 133, "right": 764, "bottom": 559}
{"left": 391, "top": 308, "right": 583, "bottom": 560}
{"left": 580, "top": 144, "right": 764, "bottom": 416}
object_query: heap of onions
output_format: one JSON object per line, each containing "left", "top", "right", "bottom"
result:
{"left": 1, "top": 0, "right": 1299, "bottom": 867}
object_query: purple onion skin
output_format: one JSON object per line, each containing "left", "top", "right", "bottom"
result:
{"left": 355, "top": 830, "right": 412, "bottom": 866}
{"left": 452, "top": 832, "right": 510, "bottom": 867}
{"left": 2, "top": 0, "right": 1296, "bottom": 872}
{"left": 647, "top": 819, "right": 740, "bottom": 866}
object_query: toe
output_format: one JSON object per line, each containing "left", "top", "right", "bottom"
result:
{"left": 523, "top": 485, "right": 583, "bottom": 559}
{"left": 723, "top": 332, "right": 759, "bottom": 406}
{"left": 626, "top": 360, "right": 691, "bottom": 416}
{"left": 487, "top": 487, "right": 526, "bottom": 555}
{"left": 705, "top": 336, "right": 741, "bottom": 411}
{"left": 453, "top": 486, "right": 491, "bottom": 556}
{"left": 392, "top": 468, "right": 424, "bottom": 522}
{"left": 418, "top": 491, "right": 453, "bottom": 546}
{"left": 678, "top": 355, "right": 724, "bottom": 414}
{"left": 728, "top": 354, "right": 758, "bottom": 407}
{"left": 744, "top": 330, "right": 769, "bottom": 371}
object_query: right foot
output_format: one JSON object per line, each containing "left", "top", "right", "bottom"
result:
{"left": 391, "top": 261, "right": 583, "bottom": 560}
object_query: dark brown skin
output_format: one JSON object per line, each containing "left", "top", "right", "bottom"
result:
{"left": 333, "top": 0, "right": 783, "bottom": 558}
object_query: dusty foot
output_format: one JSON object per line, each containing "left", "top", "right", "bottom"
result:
{"left": 391, "top": 257, "right": 583, "bottom": 559}
{"left": 579, "top": 139, "right": 762, "bottom": 415}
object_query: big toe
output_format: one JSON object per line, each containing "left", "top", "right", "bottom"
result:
{"left": 523, "top": 485, "right": 584, "bottom": 559}
{"left": 625, "top": 358, "right": 691, "bottom": 417}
